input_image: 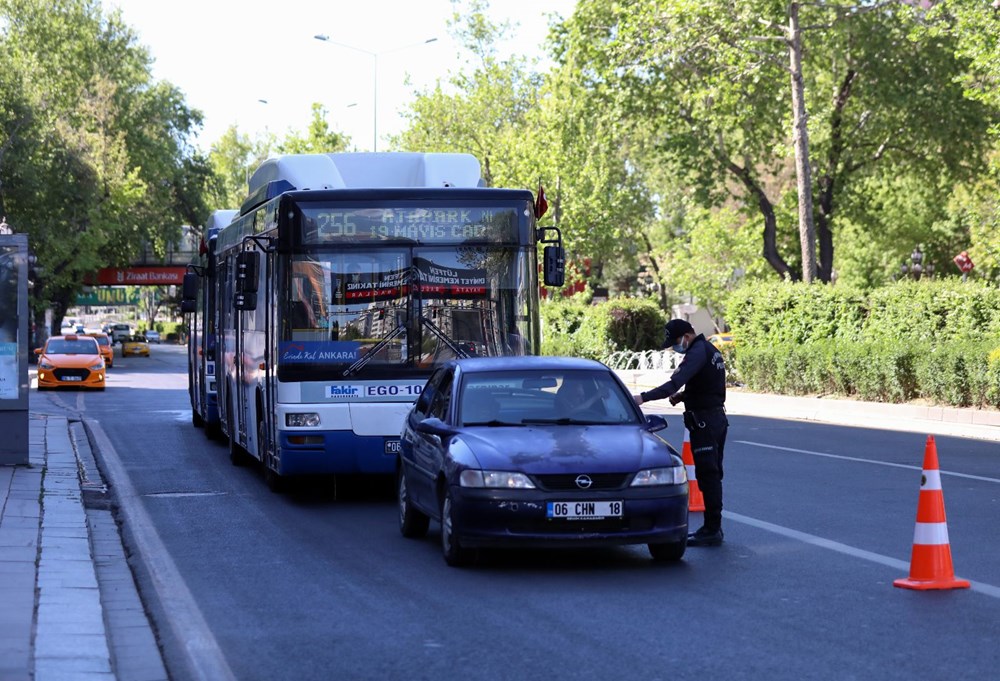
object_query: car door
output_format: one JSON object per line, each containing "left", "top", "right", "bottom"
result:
{"left": 409, "top": 368, "right": 454, "bottom": 513}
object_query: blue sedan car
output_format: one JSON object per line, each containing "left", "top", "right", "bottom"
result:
{"left": 397, "top": 356, "right": 689, "bottom": 566}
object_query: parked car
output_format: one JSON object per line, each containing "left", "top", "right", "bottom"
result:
{"left": 397, "top": 356, "right": 689, "bottom": 566}
{"left": 83, "top": 332, "right": 114, "bottom": 368}
{"left": 34, "top": 334, "right": 106, "bottom": 391}
{"left": 121, "top": 335, "right": 150, "bottom": 358}
{"left": 707, "top": 333, "right": 735, "bottom": 349}
{"left": 144, "top": 330, "right": 161, "bottom": 344}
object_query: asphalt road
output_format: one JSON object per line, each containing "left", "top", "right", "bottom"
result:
{"left": 31, "top": 344, "right": 1000, "bottom": 681}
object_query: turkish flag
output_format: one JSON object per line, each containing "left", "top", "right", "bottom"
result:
{"left": 953, "top": 251, "right": 974, "bottom": 273}
{"left": 534, "top": 184, "right": 548, "bottom": 219}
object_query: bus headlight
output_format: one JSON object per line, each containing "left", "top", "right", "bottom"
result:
{"left": 286, "top": 413, "right": 321, "bottom": 427}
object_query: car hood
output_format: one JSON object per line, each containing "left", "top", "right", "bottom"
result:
{"left": 41, "top": 354, "right": 102, "bottom": 368}
{"left": 459, "top": 425, "right": 677, "bottom": 474}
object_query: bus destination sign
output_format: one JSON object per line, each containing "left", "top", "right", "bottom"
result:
{"left": 301, "top": 206, "right": 519, "bottom": 245}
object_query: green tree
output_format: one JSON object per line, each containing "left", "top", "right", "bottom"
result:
{"left": 554, "top": 0, "right": 994, "bottom": 286}
{"left": 396, "top": 0, "right": 653, "bottom": 295}
{"left": 276, "top": 103, "right": 352, "bottom": 155}
{"left": 0, "top": 0, "right": 210, "bottom": 333}
{"left": 206, "top": 124, "right": 272, "bottom": 212}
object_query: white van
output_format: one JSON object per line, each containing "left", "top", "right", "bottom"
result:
{"left": 110, "top": 323, "right": 132, "bottom": 344}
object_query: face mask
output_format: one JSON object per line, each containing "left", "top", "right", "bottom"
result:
{"left": 672, "top": 338, "right": 689, "bottom": 354}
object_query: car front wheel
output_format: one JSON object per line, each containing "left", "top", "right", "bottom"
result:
{"left": 441, "top": 488, "right": 473, "bottom": 567}
{"left": 648, "top": 540, "right": 687, "bottom": 562}
{"left": 398, "top": 469, "right": 429, "bottom": 538}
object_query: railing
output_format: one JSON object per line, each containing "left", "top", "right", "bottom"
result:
{"left": 603, "top": 349, "right": 680, "bottom": 371}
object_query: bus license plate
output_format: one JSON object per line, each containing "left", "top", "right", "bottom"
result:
{"left": 384, "top": 439, "right": 401, "bottom": 455}
{"left": 547, "top": 500, "right": 623, "bottom": 520}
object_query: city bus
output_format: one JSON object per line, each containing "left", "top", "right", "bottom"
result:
{"left": 187, "top": 152, "right": 563, "bottom": 491}
{"left": 183, "top": 209, "right": 238, "bottom": 439}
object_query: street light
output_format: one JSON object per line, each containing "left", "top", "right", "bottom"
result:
{"left": 313, "top": 34, "right": 438, "bottom": 152}
{"left": 899, "top": 246, "right": 933, "bottom": 280}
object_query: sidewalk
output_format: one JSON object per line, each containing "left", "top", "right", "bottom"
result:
{"left": 617, "top": 370, "right": 1000, "bottom": 442}
{"left": 0, "top": 413, "right": 167, "bottom": 681}
{"left": 1, "top": 385, "right": 996, "bottom": 681}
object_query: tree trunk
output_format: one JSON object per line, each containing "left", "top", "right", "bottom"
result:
{"left": 726, "top": 160, "right": 798, "bottom": 281}
{"left": 816, "top": 70, "right": 858, "bottom": 282}
{"left": 788, "top": 2, "right": 818, "bottom": 283}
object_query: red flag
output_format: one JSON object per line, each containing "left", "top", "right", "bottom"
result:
{"left": 534, "top": 185, "right": 548, "bottom": 219}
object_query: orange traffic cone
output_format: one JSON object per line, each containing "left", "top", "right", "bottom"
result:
{"left": 681, "top": 428, "right": 705, "bottom": 512}
{"left": 894, "top": 435, "right": 970, "bottom": 591}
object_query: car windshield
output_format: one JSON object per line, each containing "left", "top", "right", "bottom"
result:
{"left": 46, "top": 339, "right": 99, "bottom": 355}
{"left": 459, "top": 369, "right": 640, "bottom": 426}
{"left": 86, "top": 335, "right": 110, "bottom": 347}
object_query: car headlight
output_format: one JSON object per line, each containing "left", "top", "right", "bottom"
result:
{"left": 286, "top": 413, "right": 320, "bottom": 427}
{"left": 90, "top": 362, "right": 105, "bottom": 371}
{"left": 630, "top": 466, "right": 687, "bottom": 486}
{"left": 39, "top": 360, "right": 54, "bottom": 369}
{"left": 460, "top": 470, "right": 536, "bottom": 489}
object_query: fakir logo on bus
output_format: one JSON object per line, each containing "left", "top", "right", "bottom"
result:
{"left": 326, "top": 385, "right": 361, "bottom": 398}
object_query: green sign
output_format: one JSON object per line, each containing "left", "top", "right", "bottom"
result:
{"left": 75, "top": 287, "right": 140, "bottom": 306}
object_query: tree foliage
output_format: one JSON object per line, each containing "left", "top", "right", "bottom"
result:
{"left": 0, "top": 0, "right": 211, "bottom": 332}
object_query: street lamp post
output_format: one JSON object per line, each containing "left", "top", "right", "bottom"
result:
{"left": 899, "top": 246, "right": 934, "bottom": 280}
{"left": 313, "top": 35, "right": 437, "bottom": 152}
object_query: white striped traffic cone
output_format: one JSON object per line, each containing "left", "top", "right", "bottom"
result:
{"left": 681, "top": 429, "right": 705, "bottom": 512}
{"left": 894, "top": 435, "right": 970, "bottom": 591}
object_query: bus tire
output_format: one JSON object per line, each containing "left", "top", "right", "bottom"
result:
{"left": 229, "top": 433, "right": 247, "bottom": 467}
{"left": 261, "top": 419, "right": 285, "bottom": 493}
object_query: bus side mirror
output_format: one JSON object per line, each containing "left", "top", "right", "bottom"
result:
{"left": 236, "top": 251, "right": 259, "bottom": 294}
{"left": 543, "top": 245, "right": 565, "bottom": 287}
{"left": 182, "top": 272, "right": 199, "bottom": 302}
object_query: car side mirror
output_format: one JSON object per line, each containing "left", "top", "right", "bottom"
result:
{"left": 415, "top": 417, "right": 457, "bottom": 438}
{"left": 645, "top": 414, "right": 668, "bottom": 432}
{"left": 34, "top": 348, "right": 42, "bottom": 355}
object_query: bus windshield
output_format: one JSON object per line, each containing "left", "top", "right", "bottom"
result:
{"left": 278, "top": 246, "right": 536, "bottom": 380}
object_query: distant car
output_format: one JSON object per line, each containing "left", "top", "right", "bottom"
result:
{"left": 83, "top": 332, "right": 114, "bottom": 368}
{"left": 110, "top": 323, "right": 132, "bottom": 344}
{"left": 122, "top": 335, "right": 150, "bottom": 357}
{"left": 397, "top": 356, "right": 689, "bottom": 566}
{"left": 144, "top": 330, "right": 161, "bottom": 344}
{"left": 34, "top": 335, "right": 106, "bottom": 391}
{"left": 707, "top": 333, "right": 735, "bottom": 349}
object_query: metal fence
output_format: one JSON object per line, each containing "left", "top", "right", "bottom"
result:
{"left": 603, "top": 349, "right": 680, "bottom": 371}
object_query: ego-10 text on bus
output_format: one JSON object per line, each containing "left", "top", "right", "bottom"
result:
{"left": 183, "top": 152, "right": 564, "bottom": 491}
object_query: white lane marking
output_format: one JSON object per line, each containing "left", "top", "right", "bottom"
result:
{"left": 145, "top": 491, "right": 227, "bottom": 498}
{"left": 725, "top": 511, "right": 1000, "bottom": 598}
{"left": 735, "top": 440, "right": 1000, "bottom": 484}
{"left": 85, "top": 418, "right": 238, "bottom": 681}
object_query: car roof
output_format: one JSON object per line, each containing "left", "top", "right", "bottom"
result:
{"left": 448, "top": 356, "right": 611, "bottom": 374}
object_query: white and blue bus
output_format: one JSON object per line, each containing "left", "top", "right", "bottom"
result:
{"left": 186, "top": 153, "right": 563, "bottom": 491}
{"left": 184, "top": 209, "right": 238, "bottom": 439}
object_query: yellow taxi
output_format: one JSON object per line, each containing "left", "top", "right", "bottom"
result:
{"left": 121, "top": 334, "right": 151, "bottom": 358}
{"left": 35, "top": 334, "right": 107, "bottom": 391}
{"left": 83, "top": 332, "right": 114, "bottom": 368}
{"left": 707, "top": 333, "right": 736, "bottom": 350}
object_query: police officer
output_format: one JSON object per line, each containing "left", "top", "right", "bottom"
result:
{"left": 632, "top": 319, "right": 728, "bottom": 547}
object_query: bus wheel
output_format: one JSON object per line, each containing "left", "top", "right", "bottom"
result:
{"left": 261, "top": 420, "right": 285, "bottom": 493}
{"left": 229, "top": 433, "right": 247, "bottom": 467}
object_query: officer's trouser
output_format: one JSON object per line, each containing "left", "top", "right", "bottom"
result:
{"left": 685, "top": 408, "right": 729, "bottom": 531}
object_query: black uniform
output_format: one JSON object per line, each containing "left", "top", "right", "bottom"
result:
{"left": 641, "top": 334, "right": 728, "bottom": 533}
